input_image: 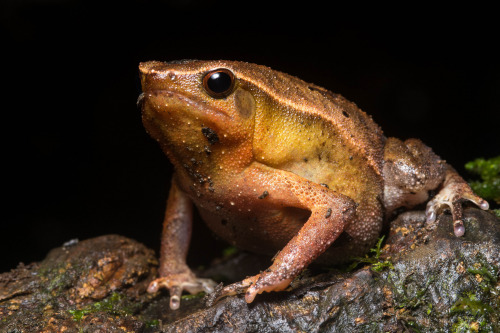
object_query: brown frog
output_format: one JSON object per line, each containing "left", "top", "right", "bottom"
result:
{"left": 138, "top": 60, "right": 489, "bottom": 310}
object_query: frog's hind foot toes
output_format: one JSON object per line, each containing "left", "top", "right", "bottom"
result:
{"left": 426, "top": 182, "right": 489, "bottom": 237}
{"left": 147, "top": 274, "right": 217, "bottom": 310}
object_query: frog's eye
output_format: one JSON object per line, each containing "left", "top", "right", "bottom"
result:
{"left": 202, "top": 68, "right": 235, "bottom": 98}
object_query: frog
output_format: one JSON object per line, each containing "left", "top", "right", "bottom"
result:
{"left": 138, "top": 60, "right": 489, "bottom": 310}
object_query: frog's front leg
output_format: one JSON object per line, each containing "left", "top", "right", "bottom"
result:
{"left": 219, "top": 165, "right": 357, "bottom": 303}
{"left": 147, "top": 177, "right": 216, "bottom": 310}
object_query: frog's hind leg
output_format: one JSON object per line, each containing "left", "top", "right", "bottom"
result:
{"left": 383, "top": 137, "right": 489, "bottom": 237}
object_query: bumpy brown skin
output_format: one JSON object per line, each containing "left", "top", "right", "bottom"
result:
{"left": 138, "top": 60, "right": 488, "bottom": 310}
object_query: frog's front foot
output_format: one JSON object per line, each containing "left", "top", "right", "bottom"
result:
{"left": 215, "top": 271, "right": 293, "bottom": 304}
{"left": 147, "top": 272, "right": 217, "bottom": 310}
{"left": 426, "top": 179, "right": 489, "bottom": 237}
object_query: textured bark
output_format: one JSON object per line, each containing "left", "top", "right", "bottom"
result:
{"left": 1, "top": 208, "right": 499, "bottom": 332}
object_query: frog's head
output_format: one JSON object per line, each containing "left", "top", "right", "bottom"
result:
{"left": 139, "top": 60, "right": 260, "bottom": 168}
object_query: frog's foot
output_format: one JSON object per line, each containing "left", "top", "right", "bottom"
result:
{"left": 216, "top": 271, "right": 293, "bottom": 304}
{"left": 426, "top": 181, "right": 489, "bottom": 237}
{"left": 147, "top": 272, "right": 217, "bottom": 310}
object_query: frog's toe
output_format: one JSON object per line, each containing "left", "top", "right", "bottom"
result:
{"left": 210, "top": 271, "right": 293, "bottom": 304}
{"left": 147, "top": 274, "right": 217, "bottom": 310}
{"left": 212, "top": 275, "right": 258, "bottom": 304}
{"left": 462, "top": 191, "right": 489, "bottom": 210}
{"left": 244, "top": 272, "right": 293, "bottom": 303}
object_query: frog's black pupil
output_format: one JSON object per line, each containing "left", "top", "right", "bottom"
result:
{"left": 207, "top": 71, "right": 232, "bottom": 94}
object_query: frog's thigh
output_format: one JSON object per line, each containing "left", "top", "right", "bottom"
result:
{"left": 242, "top": 164, "right": 357, "bottom": 302}
{"left": 320, "top": 202, "right": 383, "bottom": 263}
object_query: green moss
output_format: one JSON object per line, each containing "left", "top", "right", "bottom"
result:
{"left": 181, "top": 291, "right": 206, "bottom": 300}
{"left": 38, "top": 261, "right": 89, "bottom": 297}
{"left": 68, "top": 292, "right": 132, "bottom": 322}
{"left": 467, "top": 262, "right": 498, "bottom": 293}
{"left": 391, "top": 275, "right": 435, "bottom": 310}
{"left": 452, "top": 317, "right": 480, "bottom": 333}
{"left": 450, "top": 258, "right": 500, "bottom": 332}
{"left": 222, "top": 246, "right": 239, "bottom": 258}
{"left": 68, "top": 309, "right": 88, "bottom": 322}
{"left": 144, "top": 319, "right": 160, "bottom": 328}
{"left": 404, "top": 320, "right": 423, "bottom": 333}
{"left": 346, "top": 236, "right": 394, "bottom": 272}
{"left": 465, "top": 156, "right": 500, "bottom": 204}
{"left": 450, "top": 293, "right": 493, "bottom": 316}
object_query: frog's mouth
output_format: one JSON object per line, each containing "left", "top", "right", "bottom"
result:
{"left": 139, "top": 88, "right": 231, "bottom": 123}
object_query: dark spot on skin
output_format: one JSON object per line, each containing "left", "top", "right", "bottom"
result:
{"left": 207, "top": 178, "right": 215, "bottom": 192}
{"left": 320, "top": 183, "right": 329, "bottom": 188}
{"left": 194, "top": 172, "right": 205, "bottom": 184}
{"left": 221, "top": 219, "right": 228, "bottom": 226}
{"left": 325, "top": 208, "right": 332, "bottom": 218}
{"left": 349, "top": 156, "right": 353, "bottom": 160}
{"left": 201, "top": 127, "right": 219, "bottom": 144}
{"left": 204, "top": 145, "right": 212, "bottom": 155}
{"left": 342, "top": 111, "right": 350, "bottom": 118}
{"left": 303, "top": 158, "right": 308, "bottom": 162}
{"left": 258, "top": 190, "right": 269, "bottom": 199}
{"left": 410, "top": 191, "right": 416, "bottom": 195}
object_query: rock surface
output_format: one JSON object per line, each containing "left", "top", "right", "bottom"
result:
{"left": 1, "top": 208, "right": 499, "bottom": 332}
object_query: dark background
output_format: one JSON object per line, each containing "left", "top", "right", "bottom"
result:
{"left": 2, "top": 1, "right": 499, "bottom": 273}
